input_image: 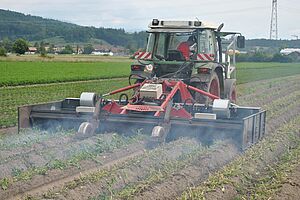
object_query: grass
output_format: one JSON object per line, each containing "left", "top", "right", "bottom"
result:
{"left": 0, "top": 78, "right": 128, "bottom": 127}
{"left": 236, "top": 62, "right": 300, "bottom": 84}
{"left": 1, "top": 58, "right": 299, "bottom": 87}
{"left": 0, "top": 60, "right": 299, "bottom": 127}
{"left": 0, "top": 61, "right": 130, "bottom": 86}
{"left": 0, "top": 54, "right": 131, "bottom": 63}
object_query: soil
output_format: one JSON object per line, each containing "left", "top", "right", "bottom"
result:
{"left": 0, "top": 74, "right": 299, "bottom": 200}
{"left": 33, "top": 139, "right": 202, "bottom": 200}
{"left": 181, "top": 75, "right": 300, "bottom": 199}
{"left": 4, "top": 142, "right": 146, "bottom": 200}
{"left": 203, "top": 117, "right": 300, "bottom": 200}
{"left": 133, "top": 142, "right": 238, "bottom": 200}
{"left": 272, "top": 165, "right": 300, "bottom": 200}
{"left": 0, "top": 127, "right": 16, "bottom": 135}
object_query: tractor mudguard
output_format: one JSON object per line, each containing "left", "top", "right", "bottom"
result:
{"left": 191, "top": 63, "right": 223, "bottom": 84}
{"left": 190, "top": 74, "right": 211, "bottom": 83}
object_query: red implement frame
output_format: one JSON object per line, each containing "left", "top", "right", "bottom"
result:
{"left": 102, "top": 80, "right": 219, "bottom": 119}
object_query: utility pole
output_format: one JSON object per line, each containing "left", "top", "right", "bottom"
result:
{"left": 270, "top": 0, "right": 278, "bottom": 40}
{"left": 291, "top": 35, "right": 299, "bottom": 40}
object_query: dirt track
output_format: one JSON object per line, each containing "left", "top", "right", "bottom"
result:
{"left": 0, "top": 74, "right": 299, "bottom": 200}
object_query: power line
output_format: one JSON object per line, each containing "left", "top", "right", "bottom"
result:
{"left": 270, "top": 0, "right": 278, "bottom": 40}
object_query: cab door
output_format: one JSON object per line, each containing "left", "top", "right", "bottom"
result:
{"left": 197, "top": 29, "right": 216, "bottom": 61}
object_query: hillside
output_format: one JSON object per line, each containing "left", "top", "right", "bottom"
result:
{"left": 0, "top": 9, "right": 147, "bottom": 48}
{"left": 0, "top": 9, "right": 299, "bottom": 51}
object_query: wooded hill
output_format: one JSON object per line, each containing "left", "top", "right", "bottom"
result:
{"left": 0, "top": 9, "right": 299, "bottom": 50}
{"left": 0, "top": 9, "right": 147, "bottom": 49}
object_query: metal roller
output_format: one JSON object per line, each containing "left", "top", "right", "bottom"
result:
{"left": 80, "top": 92, "right": 97, "bottom": 107}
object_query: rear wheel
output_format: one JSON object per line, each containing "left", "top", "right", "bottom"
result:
{"left": 229, "top": 84, "right": 237, "bottom": 103}
{"left": 195, "top": 72, "right": 220, "bottom": 104}
{"left": 225, "top": 79, "right": 237, "bottom": 103}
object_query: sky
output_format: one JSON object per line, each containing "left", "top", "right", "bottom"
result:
{"left": 1, "top": 0, "right": 299, "bottom": 39}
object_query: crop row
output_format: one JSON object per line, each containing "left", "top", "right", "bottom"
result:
{"left": 180, "top": 84, "right": 300, "bottom": 200}
{"left": 0, "top": 61, "right": 131, "bottom": 87}
{"left": 1, "top": 61, "right": 299, "bottom": 87}
{"left": 0, "top": 128, "right": 75, "bottom": 151}
{"left": 34, "top": 138, "right": 207, "bottom": 200}
{"left": 2, "top": 73, "right": 300, "bottom": 129}
{"left": 241, "top": 139, "right": 300, "bottom": 199}
{"left": 236, "top": 62, "right": 300, "bottom": 84}
{"left": 0, "top": 78, "right": 128, "bottom": 128}
{"left": 0, "top": 131, "right": 147, "bottom": 192}
{"left": 236, "top": 74, "right": 300, "bottom": 104}
{"left": 181, "top": 114, "right": 300, "bottom": 199}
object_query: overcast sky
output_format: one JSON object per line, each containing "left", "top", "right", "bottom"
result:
{"left": 1, "top": 0, "right": 299, "bottom": 39}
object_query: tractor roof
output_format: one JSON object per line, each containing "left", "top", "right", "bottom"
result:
{"left": 148, "top": 19, "right": 218, "bottom": 31}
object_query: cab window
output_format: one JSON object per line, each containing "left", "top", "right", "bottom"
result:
{"left": 198, "top": 30, "right": 215, "bottom": 54}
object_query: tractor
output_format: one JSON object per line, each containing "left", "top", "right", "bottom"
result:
{"left": 130, "top": 19, "right": 245, "bottom": 104}
{"left": 18, "top": 19, "right": 266, "bottom": 150}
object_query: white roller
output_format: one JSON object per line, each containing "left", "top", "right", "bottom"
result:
{"left": 80, "top": 92, "right": 97, "bottom": 107}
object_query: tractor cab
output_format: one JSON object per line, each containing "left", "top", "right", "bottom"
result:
{"left": 130, "top": 19, "right": 245, "bottom": 103}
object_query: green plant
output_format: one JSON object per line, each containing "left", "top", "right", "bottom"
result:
{"left": 0, "top": 177, "right": 10, "bottom": 190}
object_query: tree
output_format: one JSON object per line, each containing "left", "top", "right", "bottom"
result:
{"left": 13, "top": 38, "right": 29, "bottom": 54}
{"left": 39, "top": 41, "right": 46, "bottom": 56}
{"left": 271, "top": 53, "right": 292, "bottom": 63}
{"left": 60, "top": 45, "right": 74, "bottom": 54}
{"left": 0, "top": 47, "right": 7, "bottom": 56}
{"left": 47, "top": 44, "right": 55, "bottom": 54}
{"left": 83, "top": 44, "right": 94, "bottom": 54}
{"left": 2, "top": 38, "right": 13, "bottom": 52}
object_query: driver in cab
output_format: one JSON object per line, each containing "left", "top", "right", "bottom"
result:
{"left": 177, "top": 36, "right": 197, "bottom": 60}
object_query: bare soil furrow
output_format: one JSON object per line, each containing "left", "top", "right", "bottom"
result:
{"left": 0, "top": 74, "right": 299, "bottom": 200}
{"left": 238, "top": 75, "right": 300, "bottom": 106}
{"left": 272, "top": 164, "right": 300, "bottom": 200}
{"left": 130, "top": 142, "right": 238, "bottom": 200}
{"left": 34, "top": 139, "right": 202, "bottom": 200}
{"left": 0, "top": 133, "right": 138, "bottom": 180}
{"left": 180, "top": 108, "right": 300, "bottom": 199}
{"left": 3, "top": 142, "right": 146, "bottom": 200}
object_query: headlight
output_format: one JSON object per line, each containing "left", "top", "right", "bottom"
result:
{"left": 144, "top": 64, "right": 154, "bottom": 72}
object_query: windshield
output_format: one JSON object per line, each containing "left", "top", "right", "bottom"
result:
{"left": 146, "top": 32, "right": 197, "bottom": 61}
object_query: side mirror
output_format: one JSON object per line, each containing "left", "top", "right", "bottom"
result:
{"left": 237, "top": 36, "right": 245, "bottom": 48}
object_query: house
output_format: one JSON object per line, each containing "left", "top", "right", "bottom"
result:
{"left": 280, "top": 48, "right": 300, "bottom": 55}
{"left": 25, "top": 47, "right": 38, "bottom": 54}
{"left": 91, "top": 50, "right": 114, "bottom": 56}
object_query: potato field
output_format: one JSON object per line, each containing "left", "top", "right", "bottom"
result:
{"left": 0, "top": 56, "right": 299, "bottom": 199}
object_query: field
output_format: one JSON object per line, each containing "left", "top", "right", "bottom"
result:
{"left": 0, "top": 56, "right": 300, "bottom": 199}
